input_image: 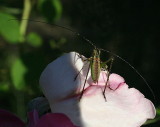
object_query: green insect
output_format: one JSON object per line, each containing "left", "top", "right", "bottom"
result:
{"left": 75, "top": 48, "right": 114, "bottom": 101}
{"left": 11, "top": 19, "right": 155, "bottom": 102}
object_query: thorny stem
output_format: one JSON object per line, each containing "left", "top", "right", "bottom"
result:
{"left": 19, "top": 0, "right": 32, "bottom": 42}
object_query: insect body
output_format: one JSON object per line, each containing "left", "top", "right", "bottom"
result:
{"left": 90, "top": 49, "right": 101, "bottom": 83}
{"left": 78, "top": 48, "right": 114, "bottom": 101}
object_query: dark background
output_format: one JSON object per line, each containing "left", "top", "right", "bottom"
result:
{"left": 0, "top": 0, "right": 159, "bottom": 126}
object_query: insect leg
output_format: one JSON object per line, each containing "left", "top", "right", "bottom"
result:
{"left": 74, "top": 55, "right": 92, "bottom": 81}
{"left": 74, "top": 57, "right": 90, "bottom": 81}
{"left": 73, "top": 53, "right": 86, "bottom": 65}
{"left": 102, "top": 57, "right": 114, "bottom": 101}
{"left": 79, "top": 63, "right": 91, "bottom": 100}
{"left": 74, "top": 63, "right": 87, "bottom": 81}
{"left": 73, "top": 52, "right": 79, "bottom": 64}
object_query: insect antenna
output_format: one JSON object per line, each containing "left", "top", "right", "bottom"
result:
{"left": 9, "top": 19, "right": 156, "bottom": 103}
{"left": 9, "top": 19, "right": 97, "bottom": 48}
{"left": 100, "top": 48, "right": 156, "bottom": 103}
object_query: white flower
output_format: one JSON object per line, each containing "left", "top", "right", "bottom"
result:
{"left": 40, "top": 52, "right": 156, "bottom": 127}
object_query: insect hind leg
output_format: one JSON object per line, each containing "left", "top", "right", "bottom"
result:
{"left": 102, "top": 57, "right": 114, "bottom": 101}
{"left": 74, "top": 65, "right": 85, "bottom": 81}
{"left": 79, "top": 63, "right": 91, "bottom": 100}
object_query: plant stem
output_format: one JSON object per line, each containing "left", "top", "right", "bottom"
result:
{"left": 19, "top": 0, "right": 32, "bottom": 42}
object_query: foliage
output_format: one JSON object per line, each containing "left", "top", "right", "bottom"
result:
{"left": 10, "top": 57, "right": 27, "bottom": 90}
{"left": 26, "top": 32, "right": 42, "bottom": 47}
{"left": 0, "top": 0, "right": 63, "bottom": 119}
{"left": 0, "top": 12, "right": 20, "bottom": 43}
{"left": 38, "top": 0, "right": 62, "bottom": 22}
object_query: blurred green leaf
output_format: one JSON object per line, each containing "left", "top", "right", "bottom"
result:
{"left": 0, "top": 82, "right": 9, "bottom": 91}
{"left": 38, "top": 0, "right": 62, "bottom": 22}
{"left": 49, "top": 37, "right": 66, "bottom": 49}
{"left": 58, "top": 37, "right": 66, "bottom": 46}
{"left": 10, "top": 57, "right": 27, "bottom": 90}
{"left": 157, "top": 107, "right": 160, "bottom": 115}
{"left": 49, "top": 40, "right": 57, "bottom": 49}
{"left": 26, "top": 32, "right": 43, "bottom": 47}
{"left": 52, "top": 0, "right": 62, "bottom": 20}
{"left": 0, "top": 12, "right": 20, "bottom": 43}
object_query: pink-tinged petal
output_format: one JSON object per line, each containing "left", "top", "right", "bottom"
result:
{"left": 91, "top": 72, "right": 125, "bottom": 90}
{"left": 39, "top": 52, "right": 156, "bottom": 127}
{"left": 35, "top": 113, "right": 79, "bottom": 127}
{"left": 108, "top": 73, "right": 125, "bottom": 90}
{"left": 0, "top": 109, "right": 25, "bottom": 127}
{"left": 28, "top": 110, "right": 39, "bottom": 127}
{"left": 52, "top": 81, "right": 156, "bottom": 127}
{"left": 79, "top": 83, "right": 156, "bottom": 127}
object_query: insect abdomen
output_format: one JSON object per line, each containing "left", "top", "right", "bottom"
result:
{"left": 91, "top": 57, "right": 101, "bottom": 83}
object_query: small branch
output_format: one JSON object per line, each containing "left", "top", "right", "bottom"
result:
{"left": 19, "top": 0, "right": 32, "bottom": 42}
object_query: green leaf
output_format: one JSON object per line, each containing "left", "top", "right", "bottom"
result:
{"left": 26, "top": 32, "right": 43, "bottom": 47}
{"left": 38, "top": 0, "right": 62, "bottom": 22}
{"left": 11, "top": 58, "right": 27, "bottom": 90}
{"left": 52, "top": 0, "right": 62, "bottom": 21}
{"left": 0, "top": 12, "right": 20, "bottom": 43}
{"left": 49, "top": 37, "right": 66, "bottom": 49}
{"left": 0, "top": 82, "right": 9, "bottom": 92}
{"left": 157, "top": 107, "right": 160, "bottom": 115}
{"left": 49, "top": 40, "right": 57, "bottom": 49}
